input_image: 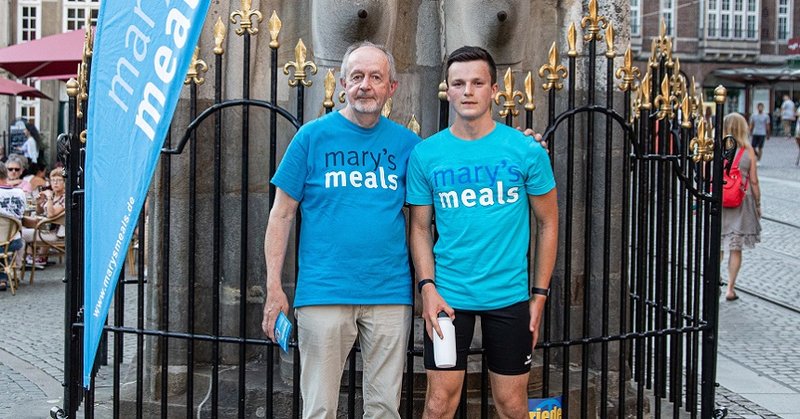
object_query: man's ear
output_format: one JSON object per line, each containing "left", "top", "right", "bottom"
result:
{"left": 388, "top": 79, "right": 399, "bottom": 96}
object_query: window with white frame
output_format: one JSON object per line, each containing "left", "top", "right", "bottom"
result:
{"left": 17, "top": 0, "right": 41, "bottom": 43}
{"left": 661, "top": 0, "right": 676, "bottom": 36}
{"left": 631, "top": 0, "right": 641, "bottom": 37}
{"left": 777, "top": 0, "right": 792, "bottom": 41}
{"left": 63, "top": 0, "right": 100, "bottom": 31}
{"left": 15, "top": 79, "right": 41, "bottom": 128}
{"left": 16, "top": 1, "right": 41, "bottom": 128}
{"left": 707, "top": 0, "right": 759, "bottom": 39}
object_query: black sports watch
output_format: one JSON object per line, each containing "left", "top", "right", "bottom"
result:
{"left": 531, "top": 286, "right": 550, "bottom": 297}
{"left": 417, "top": 279, "right": 435, "bottom": 294}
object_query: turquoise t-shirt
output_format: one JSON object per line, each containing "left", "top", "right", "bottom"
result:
{"left": 406, "top": 123, "right": 555, "bottom": 311}
{"left": 272, "top": 111, "right": 420, "bottom": 307}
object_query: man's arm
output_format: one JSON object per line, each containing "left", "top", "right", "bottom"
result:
{"left": 261, "top": 188, "right": 299, "bottom": 341}
{"left": 408, "top": 204, "right": 454, "bottom": 339}
{"left": 528, "top": 188, "right": 559, "bottom": 349}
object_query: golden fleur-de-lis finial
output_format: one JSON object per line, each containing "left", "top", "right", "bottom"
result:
{"left": 184, "top": 47, "right": 209, "bottom": 85}
{"left": 689, "top": 76, "right": 700, "bottom": 119}
{"left": 76, "top": 62, "right": 88, "bottom": 119}
{"left": 538, "top": 42, "right": 568, "bottom": 91}
{"left": 631, "top": 91, "right": 641, "bottom": 123}
{"left": 689, "top": 118, "right": 714, "bottom": 162}
{"left": 524, "top": 71, "right": 535, "bottom": 111}
{"left": 581, "top": 0, "right": 609, "bottom": 41}
{"left": 615, "top": 46, "right": 641, "bottom": 92}
{"left": 494, "top": 68, "right": 524, "bottom": 117}
{"left": 213, "top": 17, "right": 226, "bottom": 55}
{"left": 382, "top": 98, "right": 393, "bottom": 118}
{"left": 640, "top": 70, "right": 652, "bottom": 110}
{"left": 605, "top": 24, "right": 616, "bottom": 58}
{"left": 283, "top": 39, "right": 318, "bottom": 87}
{"left": 680, "top": 94, "right": 692, "bottom": 128}
{"left": 663, "top": 36, "right": 674, "bottom": 68}
{"left": 407, "top": 115, "right": 421, "bottom": 136}
{"left": 268, "top": 10, "right": 281, "bottom": 49}
{"left": 654, "top": 18, "right": 674, "bottom": 68}
{"left": 83, "top": 25, "right": 94, "bottom": 58}
{"left": 567, "top": 23, "right": 578, "bottom": 57}
{"left": 438, "top": 80, "right": 448, "bottom": 100}
{"left": 230, "top": 0, "right": 263, "bottom": 36}
{"left": 654, "top": 74, "right": 678, "bottom": 120}
{"left": 648, "top": 38, "right": 659, "bottom": 69}
{"left": 323, "top": 69, "right": 336, "bottom": 110}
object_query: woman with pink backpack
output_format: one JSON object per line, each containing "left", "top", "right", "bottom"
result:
{"left": 720, "top": 113, "right": 762, "bottom": 301}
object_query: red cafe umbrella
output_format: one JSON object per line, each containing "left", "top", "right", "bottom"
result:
{"left": 0, "top": 76, "right": 51, "bottom": 100}
{"left": 0, "top": 29, "right": 85, "bottom": 79}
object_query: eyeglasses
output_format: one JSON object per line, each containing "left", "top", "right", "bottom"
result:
{"left": 7, "top": 167, "right": 21, "bottom": 172}
{"left": 51, "top": 178, "right": 65, "bottom": 183}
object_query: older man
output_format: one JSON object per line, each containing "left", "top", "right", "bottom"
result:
{"left": 0, "top": 162, "right": 27, "bottom": 291}
{"left": 261, "top": 42, "right": 418, "bottom": 419}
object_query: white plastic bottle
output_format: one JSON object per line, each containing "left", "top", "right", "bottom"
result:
{"left": 433, "top": 311, "right": 456, "bottom": 368}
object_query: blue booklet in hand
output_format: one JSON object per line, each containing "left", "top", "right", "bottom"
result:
{"left": 274, "top": 311, "right": 292, "bottom": 353}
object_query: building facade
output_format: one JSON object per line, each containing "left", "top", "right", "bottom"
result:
{"left": 1, "top": 0, "right": 98, "bottom": 165}
{"left": 632, "top": 0, "right": 800, "bottom": 117}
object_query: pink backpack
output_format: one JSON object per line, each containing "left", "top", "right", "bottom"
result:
{"left": 722, "top": 148, "right": 747, "bottom": 208}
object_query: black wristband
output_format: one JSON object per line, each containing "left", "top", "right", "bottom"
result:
{"left": 417, "top": 279, "right": 435, "bottom": 294}
{"left": 531, "top": 286, "right": 550, "bottom": 297}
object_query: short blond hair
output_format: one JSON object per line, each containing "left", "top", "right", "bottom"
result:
{"left": 50, "top": 168, "right": 65, "bottom": 179}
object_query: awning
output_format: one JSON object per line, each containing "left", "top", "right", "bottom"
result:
{"left": 0, "top": 76, "right": 51, "bottom": 100}
{"left": 0, "top": 29, "right": 85, "bottom": 79}
{"left": 711, "top": 67, "right": 800, "bottom": 84}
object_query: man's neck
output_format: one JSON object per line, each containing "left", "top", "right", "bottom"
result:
{"left": 450, "top": 115, "right": 495, "bottom": 140}
{"left": 340, "top": 106, "right": 381, "bottom": 129}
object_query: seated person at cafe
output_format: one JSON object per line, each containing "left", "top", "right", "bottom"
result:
{"left": 5, "top": 155, "right": 27, "bottom": 188}
{"left": 22, "top": 168, "right": 66, "bottom": 266}
{"left": 20, "top": 162, "right": 47, "bottom": 195}
{"left": 0, "top": 162, "right": 27, "bottom": 291}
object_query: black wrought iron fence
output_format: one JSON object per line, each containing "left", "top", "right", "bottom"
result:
{"left": 57, "top": 2, "right": 727, "bottom": 418}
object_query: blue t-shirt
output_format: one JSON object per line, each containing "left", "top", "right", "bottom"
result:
{"left": 272, "top": 111, "right": 420, "bottom": 307}
{"left": 406, "top": 123, "right": 556, "bottom": 311}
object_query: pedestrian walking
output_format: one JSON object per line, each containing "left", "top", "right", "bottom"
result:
{"left": 780, "top": 95, "right": 796, "bottom": 139}
{"left": 749, "top": 102, "right": 770, "bottom": 161}
{"left": 721, "top": 113, "right": 762, "bottom": 301}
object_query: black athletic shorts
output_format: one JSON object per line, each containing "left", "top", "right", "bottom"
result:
{"left": 423, "top": 300, "right": 532, "bottom": 375}
{"left": 751, "top": 135, "right": 766, "bottom": 148}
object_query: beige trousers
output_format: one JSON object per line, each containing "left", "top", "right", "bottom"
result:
{"left": 296, "top": 304, "right": 411, "bottom": 419}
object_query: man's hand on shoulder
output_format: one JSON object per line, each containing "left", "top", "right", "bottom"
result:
{"left": 518, "top": 127, "right": 548, "bottom": 151}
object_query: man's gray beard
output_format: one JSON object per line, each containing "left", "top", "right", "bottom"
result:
{"left": 349, "top": 98, "right": 381, "bottom": 114}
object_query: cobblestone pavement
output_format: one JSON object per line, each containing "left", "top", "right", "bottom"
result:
{"left": 0, "top": 266, "right": 69, "bottom": 418}
{"left": 716, "top": 136, "right": 800, "bottom": 418}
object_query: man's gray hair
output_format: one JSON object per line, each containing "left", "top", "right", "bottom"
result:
{"left": 340, "top": 41, "right": 397, "bottom": 82}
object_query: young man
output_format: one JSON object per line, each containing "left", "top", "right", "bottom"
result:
{"left": 749, "top": 102, "right": 770, "bottom": 160}
{"left": 407, "top": 46, "right": 559, "bottom": 419}
{"left": 261, "top": 42, "right": 418, "bottom": 419}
